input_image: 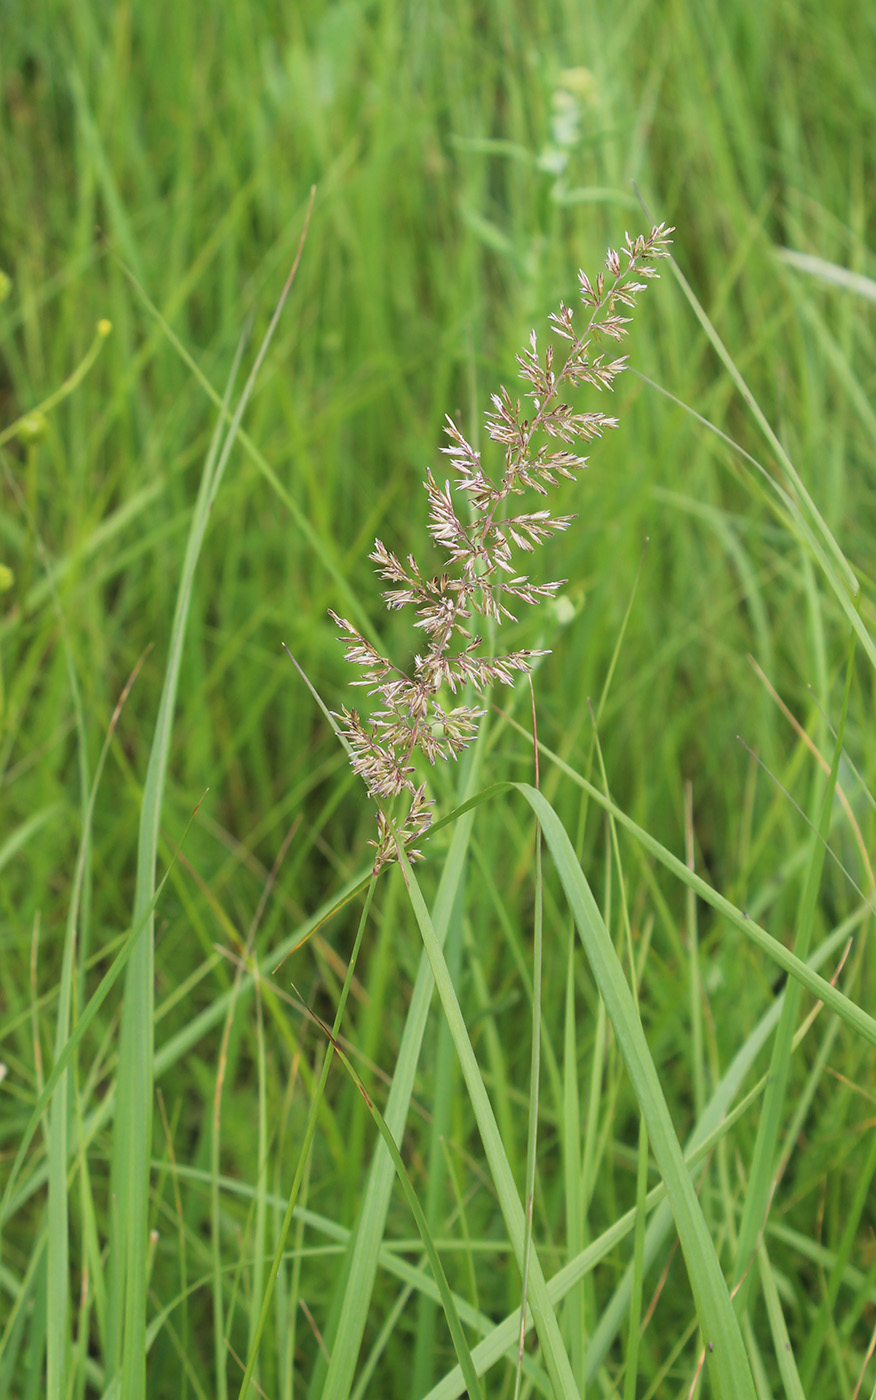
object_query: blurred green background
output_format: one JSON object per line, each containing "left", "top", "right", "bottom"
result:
{"left": 2, "top": 0, "right": 876, "bottom": 1395}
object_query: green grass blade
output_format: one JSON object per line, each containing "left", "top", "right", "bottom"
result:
{"left": 732, "top": 635, "right": 855, "bottom": 1309}
{"left": 1, "top": 872, "right": 371, "bottom": 1230}
{"left": 250, "top": 988, "right": 269, "bottom": 1394}
{"left": 633, "top": 365, "right": 876, "bottom": 675}
{"left": 515, "top": 783, "right": 756, "bottom": 1399}
{"left": 513, "top": 810, "right": 544, "bottom": 1400}
{"left": 47, "top": 678, "right": 136, "bottom": 1400}
{"left": 0, "top": 806, "right": 64, "bottom": 877}
{"left": 479, "top": 742, "right": 876, "bottom": 1048}
{"left": 410, "top": 881, "right": 467, "bottom": 1397}
{"left": 623, "top": 1117, "right": 650, "bottom": 1400}
{"left": 560, "top": 926, "right": 584, "bottom": 1378}
{"left": 757, "top": 1240, "right": 806, "bottom": 1400}
{"left": 316, "top": 743, "right": 485, "bottom": 1400}
{"left": 395, "top": 842, "right": 581, "bottom": 1400}
{"left": 106, "top": 212, "right": 312, "bottom": 1397}
{"left": 104, "top": 333, "right": 243, "bottom": 1395}
{"left": 118, "top": 214, "right": 377, "bottom": 645}
{"left": 664, "top": 243, "right": 859, "bottom": 599}
{"left": 306, "top": 1003, "right": 485, "bottom": 1400}
{"left": 0, "top": 858, "right": 183, "bottom": 1233}
{"left": 166, "top": 915, "right": 856, "bottom": 1400}
{"left": 798, "top": 1118, "right": 876, "bottom": 1387}
{"left": 777, "top": 248, "right": 876, "bottom": 303}
{"left": 235, "top": 875, "right": 378, "bottom": 1400}
{"left": 138, "top": 934, "right": 849, "bottom": 1400}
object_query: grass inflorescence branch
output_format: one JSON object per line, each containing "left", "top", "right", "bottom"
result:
{"left": 330, "top": 223, "right": 673, "bottom": 869}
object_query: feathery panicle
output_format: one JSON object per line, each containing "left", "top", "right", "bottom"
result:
{"left": 331, "top": 223, "right": 673, "bottom": 869}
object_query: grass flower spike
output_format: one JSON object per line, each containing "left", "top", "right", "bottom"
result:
{"left": 331, "top": 223, "right": 673, "bottom": 869}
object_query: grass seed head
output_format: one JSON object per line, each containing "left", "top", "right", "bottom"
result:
{"left": 331, "top": 222, "right": 673, "bottom": 869}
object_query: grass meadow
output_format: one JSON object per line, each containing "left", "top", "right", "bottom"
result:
{"left": 2, "top": 1, "right": 876, "bottom": 1396}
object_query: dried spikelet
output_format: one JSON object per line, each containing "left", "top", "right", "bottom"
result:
{"left": 330, "top": 223, "right": 673, "bottom": 869}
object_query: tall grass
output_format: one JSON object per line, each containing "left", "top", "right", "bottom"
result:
{"left": 2, "top": 1, "right": 876, "bottom": 1397}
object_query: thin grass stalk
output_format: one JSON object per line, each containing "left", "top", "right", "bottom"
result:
{"left": 73, "top": 1073, "right": 106, "bottom": 1380}
{"left": 235, "top": 873, "right": 378, "bottom": 1400}
{"left": 155, "top": 1090, "right": 189, "bottom": 1400}
{"left": 159, "top": 916, "right": 844, "bottom": 1400}
{"left": 624, "top": 1117, "right": 650, "bottom": 1400}
{"left": 641, "top": 264, "right": 876, "bottom": 675}
{"left": 757, "top": 1240, "right": 806, "bottom": 1399}
{"left": 513, "top": 784, "right": 756, "bottom": 1398}
{"left": 441, "top": 1136, "right": 480, "bottom": 1309}
{"left": 798, "top": 1094, "right": 876, "bottom": 1387}
{"left": 43, "top": 564, "right": 89, "bottom": 1400}
{"left": 513, "top": 679, "right": 544, "bottom": 1400}
{"left": 640, "top": 1314, "right": 702, "bottom": 1400}
{"left": 410, "top": 882, "right": 467, "bottom": 1397}
{"left": 591, "top": 714, "right": 651, "bottom": 1397}
{"left": 0, "top": 852, "right": 190, "bottom": 1234}
{"left": 862, "top": 1344, "right": 873, "bottom": 1400}
{"left": 467, "top": 837, "right": 564, "bottom": 1114}
{"left": 490, "top": 730, "right": 876, "bottom": 1047}
{"left": 211, "top": 826, "right": 297, "bottom": 1399}
{"left": 105, "top": 328, "right": 246, "bottom": 1394}
{"left": 661, "top": 237, "right": 858, "bottom": 597}
{"left": 3, "top": 389, "right": 109, "bottom": 1396}
{"left": 106, "top": 205, "right": 312, "bottom": 1397}
{"left": 315, "top": 740, "right": 486, "bottom": 1400}
{"left": 732, "top": 633, "right": 856, "bottom": 1312}
{"left": 47, "top": 661, "right": 143, "bottom": 1400}
{"left": 684, "top": 781, "right": 706, "bottom": 1121}
{"left": 250, "top": 982, "right": 269, "bottom": 1390}
{"left": 350, "top": 1284, "right": 417, "bottom": 1400}
{"left": 300, "top": 996, "right": 486, "bottom": 1400}
{"left": 1, "top": 871, "right": 370, "bottom": 1232}
{"left": 284, "top": 1130, "right": 311, "bottom": 1400}
{"left": 394, "top": 839, "right": 581, "bottom": 1400}
{"left": 561, "top": 930, "right": 585, "bottom": 1386}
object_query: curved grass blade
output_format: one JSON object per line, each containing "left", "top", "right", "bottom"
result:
{"left": 104, "top": 323, "right": 245, "bottom": 1395}
{"left": 401, "top": 930, "right": 859, "bottom": 1398}
{"left": 315, "top": 740, "right": 486, "bottom": 1400}
{"left": 757, "top": 1240, "right": 806, "bottom": 1400}
{"left": 117, "top": 195, "right": 376, "bottom": 642}
{"left": 515, "top": 783, "right": 756, "bottom": 1399}
{"left": 472, "top": 739, "right": 876, "bottom": 1047}
{"left": 106, "top": 201, "right": 313, "bottom": 1400}
{"left": 732, "top": 634, "right": 855, "bottom": 1310}
{"left": 0, "top": 806, "right": 64, "bottom": 876}
{"left": 0, "top": 839, "right": 189, "bottom": 1232}
{"left": 300, "top": 1000, "right": 485, "bottom": 1400}
{"left": 394, "top": 841, "right": 581, "bottom": 1400}
{"left": 47, "top": 659, "right": 144, "bottom": 1400}
{"left": 97, "top": 910, "right": 844, "bottom": 1400}
{"left": 235, "top": 874, "right": 378, "bottom": 1400}
{"left": 0, "top": 869, "right": 371, "bottom": 1228}
{"left": 777, "top": 248, "right": 876, "bottom": 304}
{"left": 649, "top": 237, "right": 876, "bottom": 682}
{"left": 662, "top": 239, "right": 858, "bottom": 599}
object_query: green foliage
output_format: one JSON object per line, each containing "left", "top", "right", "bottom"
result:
{"left": 2, "top": 1, "right": 876, "bottom": 1397}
